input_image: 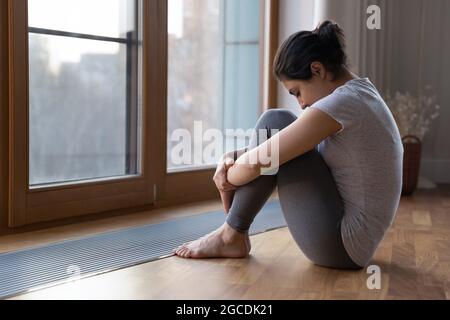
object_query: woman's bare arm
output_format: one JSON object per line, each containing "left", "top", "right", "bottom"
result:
{"left": 226, "top": 108, "right": 342, "bottom": 186}
{"left": 220, "top": 146, "right": 248, "bottom": 163}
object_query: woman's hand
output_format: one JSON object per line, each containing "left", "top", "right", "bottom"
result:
{"left": 214, "top": 153, "right": 238, "bottom": 214}
{"left": 219, "top": 190, "right": 235, "bottom": 214}
{"left": 214, "top": 153, "right": 237, "bottom": 192}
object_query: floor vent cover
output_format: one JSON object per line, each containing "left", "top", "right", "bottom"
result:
{"left": 0, "top": 200, "right": 286, "bottom": 299}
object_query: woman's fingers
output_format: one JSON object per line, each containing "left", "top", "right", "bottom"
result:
{"left": 220, "top": 192, "right": 228, "bottom": 213}
{"left": 213, "top": 163, "right": 237, "bottom": 192}
{"left": 220, "top": 182, "right": 237, "bottom": 192}
{"left": 220, "top": 190, "right": 235, "bottom": 214}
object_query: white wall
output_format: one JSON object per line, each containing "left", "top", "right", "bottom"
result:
{"left": 277, "top": 0, "right": 315, "bottom": 116}
{"left": 277, "top": 0, "right": 450, "bottom": 183}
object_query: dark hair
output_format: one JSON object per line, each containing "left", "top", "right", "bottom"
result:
{"left": 273, "top": 20, "right": 348, "bottom": 81}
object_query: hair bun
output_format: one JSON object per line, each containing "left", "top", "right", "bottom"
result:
{"left": 273, "top": 20, "right": 349, "bottom": 81}
{"left": 313, "top": 20, "right": 345, "bottom": 51}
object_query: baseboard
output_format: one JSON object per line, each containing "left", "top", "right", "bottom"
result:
{"left": 421, "top": 158, "right": 450, "bottom": 184}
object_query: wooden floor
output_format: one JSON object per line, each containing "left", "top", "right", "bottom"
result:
{"left": 2, "top": 186, "right": 450, "bottom": 300}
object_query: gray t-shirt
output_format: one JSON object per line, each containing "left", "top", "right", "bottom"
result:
{"left": 309, "top": 77, "right": 404, "bottom": 267}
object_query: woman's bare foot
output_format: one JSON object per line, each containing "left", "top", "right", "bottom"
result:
{"left": 173, "top": 222, "right": 251, "bottom": 259}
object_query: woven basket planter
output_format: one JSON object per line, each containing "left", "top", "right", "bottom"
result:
{"left": 401, "top": 135, "right": 422, "bottom": 196}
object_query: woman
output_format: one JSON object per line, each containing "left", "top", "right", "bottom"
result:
{"left": 173, "top": 20, "right": 404, "bottom": 270}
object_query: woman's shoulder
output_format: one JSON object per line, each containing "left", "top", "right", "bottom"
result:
{"left": 339, "top": 77, "right": 383, "bottom": 103}
{"left": 312, "top": 83, "right": 364, "bottom": 117}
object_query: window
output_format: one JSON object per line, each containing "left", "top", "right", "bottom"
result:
{"left": 167, "top": 0, "right": 262, "bottom": 172}
{"left": 28, "top": 0, "right": 142, "bottom": 187}
{"left": 5, "top": 0, "right": 278, "bottom": 228}
{"left": 7, "top": 0, "right": 157, "bottom": 227}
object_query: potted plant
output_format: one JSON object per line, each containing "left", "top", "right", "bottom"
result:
{"left": 384, "top": 86, "right": 441, "bottom": 196}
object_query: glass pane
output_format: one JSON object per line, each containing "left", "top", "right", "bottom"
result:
{"left": 167, "top": 0, "right": 261, "bottom": 171}
{"left": 224, "top": 45, "right": 260, "bottom": 130}
{"left": 223, "top": 44, "right": 260, "bottom": 142}
{"left": 28, "top": 0, "right": 135, "bottom": 38}
{"left": 225, "top": 0, "right": 260, "bottom": 43}
{"left": 28, "top": 0, "right": 141, "bottom": 186}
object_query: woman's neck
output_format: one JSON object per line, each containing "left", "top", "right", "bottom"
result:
{"left": 331, "top": 69, "right": 359, "bottom": 89}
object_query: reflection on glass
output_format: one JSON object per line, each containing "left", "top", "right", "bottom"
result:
{"left": 167, "top": 0, "right": 261, "bottom": 171}
{"left": 28, "top": 0, "right": 134, "bottom": 38}
{"left": 28, "top": 0, "right": 141, "bottom": 186}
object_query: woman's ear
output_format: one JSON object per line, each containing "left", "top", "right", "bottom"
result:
{"left": 310, "top": 62, "right": 326, "bottom": 79}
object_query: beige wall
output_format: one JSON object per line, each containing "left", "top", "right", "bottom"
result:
{"left": 390, "top": 0, "right": 450, "bottom": 183}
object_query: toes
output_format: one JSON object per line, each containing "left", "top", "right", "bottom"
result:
{"left": 177, "top": 247, "right": 188, "bottom": 258}
{"left": 178, "top": 248, "right": 186, "bottom": 257}
{"left": 182, "top": 248, "right": 192, "bottom": 258}
{"left": 174, "top": 245, "right": 186, "bottom": 256}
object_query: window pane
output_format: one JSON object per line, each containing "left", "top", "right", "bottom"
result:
{"left": 28, "top": 0, "right": 135, "bottom": 38}
{"left": 223, "top": 45, "right": 260, "bottom": 131}
{"left": 167, "top": 0, "right": 261, "bottom": 171}
{"left": 28, "top": 1, "right": 141, "bottom": 186}
{"left": 225, "top": 0, "right": 260, "bottom": 43}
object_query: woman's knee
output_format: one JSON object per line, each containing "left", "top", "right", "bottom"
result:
{"left": 257, "top": 108, "right": 297, "bottom": 130}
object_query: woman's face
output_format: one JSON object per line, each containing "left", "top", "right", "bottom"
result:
{"left": 281, "top": 62, "right": 335, "bottom": 110}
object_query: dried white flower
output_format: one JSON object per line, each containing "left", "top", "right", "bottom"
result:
{"left": 384, "top": 86, "right": 442, "bottom": 141}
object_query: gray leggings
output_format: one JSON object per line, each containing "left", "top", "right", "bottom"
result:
{"left": 225, "top": 109, "right": 363, "bottom": 270}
